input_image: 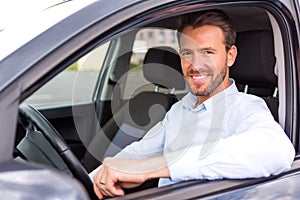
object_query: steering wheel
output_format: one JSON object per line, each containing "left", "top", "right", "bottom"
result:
{"left": 18, "top": 103, "right": 97, "bottom": 200}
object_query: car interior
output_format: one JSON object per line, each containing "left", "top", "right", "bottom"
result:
{"left": 13, "top": 4, "right": 292, "bottom": 199}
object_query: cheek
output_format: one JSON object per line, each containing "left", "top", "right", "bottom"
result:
{"left": 181, "top": 60, "right": 189, "bottom": 75}
{"left": 214, "top": 55, "right": 227, "bottom": 70}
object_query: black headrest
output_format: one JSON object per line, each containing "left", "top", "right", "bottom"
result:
{"left": 143, "top": 46, "right": 186, "bottom": 90}
{"left": 230, "top": 30, "right": 277, "bottom": 88}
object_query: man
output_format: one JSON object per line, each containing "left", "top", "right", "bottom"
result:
{"left": 91, "top": 9, "right": 295, "bottom": 199}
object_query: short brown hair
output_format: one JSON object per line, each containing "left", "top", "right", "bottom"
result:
{"left": 177, "top": 9, "right": 236, "bottom": 51}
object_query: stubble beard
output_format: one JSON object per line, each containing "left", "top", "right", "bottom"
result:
{"left": 188, "top": 65, "right": 228, "bottom": 97}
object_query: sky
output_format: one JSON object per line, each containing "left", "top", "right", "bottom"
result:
{"left": 0, "top": 0, "right": 64, "bottom": 30}
{"left": 0, "top": 0, "right": 93, "bottom": 59}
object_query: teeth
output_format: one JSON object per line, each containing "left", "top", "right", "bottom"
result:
{"left": 192, "top": 75, "right": 206, "bottom": 79}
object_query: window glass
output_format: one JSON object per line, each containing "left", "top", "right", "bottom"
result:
{"left": 124, "top": 28, "right": 181, "bottom": 98}
{"left": 25, "top": 42, "right": 110, "bottom": 107}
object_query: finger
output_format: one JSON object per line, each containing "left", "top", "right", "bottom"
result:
{"left": 99, "top": 168, "right": 107, "bottom": 187}
{"left": 97, "top": 167, "right": 115, "bottom": 197}
{"left": 93, "top": 166, "right": 109, "bottom": 198}
{"left": 93, "top": 183, "right": 104, "bottom": 199}
{"left": 94, "top": 166, "right": 108, "bottom": 191}
{"left": 93, "top": 166, "right": 103, "bottom": 184}
{"left": 94, "top": 175, "right": 104, "bottom": 192}
{"left": 119, "top": 181, "right": 143, "bottom": 189}
{"left": 105, "top": 173, "right": 125, "bottom": 197}
{"left": 101, "top": 186, "right": 115, "bottom": 198}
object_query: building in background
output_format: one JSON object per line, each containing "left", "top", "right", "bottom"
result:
{"left": 131, "top": 28, "right": 178, "bottom": 66}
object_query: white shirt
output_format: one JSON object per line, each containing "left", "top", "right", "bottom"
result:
{"left": 91, "top": 80, "right": 295, "bottom": 187}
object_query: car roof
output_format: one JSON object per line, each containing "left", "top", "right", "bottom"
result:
{"left": 0, "top": 0, "right": 145, "bottom": 93}
{"left": 0, "top": 0, "right": 97, "bottom": 60}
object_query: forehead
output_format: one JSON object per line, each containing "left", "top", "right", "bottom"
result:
{"left": 180, "top": 25, "right": 225, "bottom": 47}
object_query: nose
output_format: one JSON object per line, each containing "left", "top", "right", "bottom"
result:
{"left": 191, "top": 52, "right": 216, "bottom": 71}
{"left": 191, "top": 54, "right": 205, "bottom": 70}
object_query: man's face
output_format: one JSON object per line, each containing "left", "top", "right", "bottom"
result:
{"left": 179, "top": 25, "right": 237, "bottom": 98}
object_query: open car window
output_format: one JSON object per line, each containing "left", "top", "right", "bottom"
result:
{"left": 25, "top": 41, "right": 110, "bottom": 107}
{"left": 20, "top": 4, "right": 290, "bottom": 171}
{"left": 124, "top": 28, "right": 189, "bottom": 98}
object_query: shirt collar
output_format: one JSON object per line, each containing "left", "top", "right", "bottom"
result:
{"left": 181, "top": 78, "right": 238, "bottom": 111}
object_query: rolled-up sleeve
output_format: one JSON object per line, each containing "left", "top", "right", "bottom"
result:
{"left": 165, "top": 128, "right": 295, "bottom": 182}
{"left": 165, "top": 97, "right": 295, "bottom": 182}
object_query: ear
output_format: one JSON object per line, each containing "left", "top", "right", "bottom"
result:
{"left": 227, "top": 45, "right": 237, "bottom": 67}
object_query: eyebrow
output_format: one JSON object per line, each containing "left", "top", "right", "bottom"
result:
{"left": 179, "top": 46, "right": 217, "bottom": 53}
{"left": 179, "top": 48, "right": 190, "bottom": 54}
{"left": 199, "top": 47, "right": 217, "bottom": 52}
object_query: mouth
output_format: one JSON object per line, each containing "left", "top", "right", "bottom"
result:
{"left": 191, "top": 75, "right": 207, "bottom": 80}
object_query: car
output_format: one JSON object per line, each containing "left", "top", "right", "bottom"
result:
{"left": 1, "top": 0, "right": 300, "bottom": 199}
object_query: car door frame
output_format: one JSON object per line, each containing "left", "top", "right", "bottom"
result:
{"left": 0, "top": 0, "right": 300, "bottom": 198}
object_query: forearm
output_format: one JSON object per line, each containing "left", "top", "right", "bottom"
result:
{"left": 103, "top": 156, "right": 170, "bottom": 180}
{"left": 143, "top": 156, "right": 170, "bottom": 180}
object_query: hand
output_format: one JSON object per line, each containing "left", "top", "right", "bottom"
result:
{"left": 93, "top": 157, "right": 146, "bottom": 199}
{"left": 93, "top": 156, "right": 170, "bottom": 199}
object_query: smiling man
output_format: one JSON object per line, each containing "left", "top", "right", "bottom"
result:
{"left": 178, "top": 23, "right": 236, "bottom": 106}
{"left": 91, "top": 9, "right": 295, "bottom": 199}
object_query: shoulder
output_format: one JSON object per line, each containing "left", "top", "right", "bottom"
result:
{"left": 233, "top": 92, "right": 268, "bottom": 108}
{"left": 228, "top": 92, "right": 273, "bottom": 119}
{"left": 225, "top": 92, "right": 280, "bottom": 135}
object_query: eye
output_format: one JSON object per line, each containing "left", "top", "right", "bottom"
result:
{"left": 203, "top": 50, "right": 214, "bottom": 56}
{"left": 180, "top": 50, "right": 192, "bottom": 58}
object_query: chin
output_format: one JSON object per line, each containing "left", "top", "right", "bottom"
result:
{"left": 191, "top": 89, "right": 210, "bottom": 96}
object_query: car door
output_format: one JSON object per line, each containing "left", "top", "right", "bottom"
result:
{"left": 4, "top": 0, "right": 300, "bottom": 199}
{"left": 17, "top": 0, "right": 299, "bottom": 175}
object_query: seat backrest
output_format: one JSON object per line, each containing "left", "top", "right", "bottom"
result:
{"left": 143, "top": 46, "right": 186, "bottom": 91}
{"left": 126, "top": 46, "right": 185, "bottom": 128}
{"left": 106, "top": 46, "right": 185, "bottom": 153}
{"left": 230, "top": 30, "right": 278, "bottom": 120}
{"left": 84, "top": 46, "right": 185, "bottom": 169}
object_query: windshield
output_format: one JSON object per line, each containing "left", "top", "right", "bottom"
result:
{"left": 0, "top": 0, "right": 96, "bottom": 60}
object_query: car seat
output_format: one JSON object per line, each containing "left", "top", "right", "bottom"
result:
{"left": 230, "top": 30, "right": 279, "bottom": 121}
{"left": 84, "top": 46, "right": 185, "bottom": 170}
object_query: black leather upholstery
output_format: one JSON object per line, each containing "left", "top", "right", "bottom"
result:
{"left": 107, "top": 46, "right": 184, "bottom": 153}
{"left": 230, "top": 30, "right": 278, "bottom": 120}
{"left": 143, "top": 46, "right": 186, "bottom": 90}
{"left": 231, "top": 30, "right": 277, "bottom": 89}
{"left": 124, "top": 46, "right": 185, "bottom": 192}
{"left": 84, "top": 46, "right": 184, "bottom": 172}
